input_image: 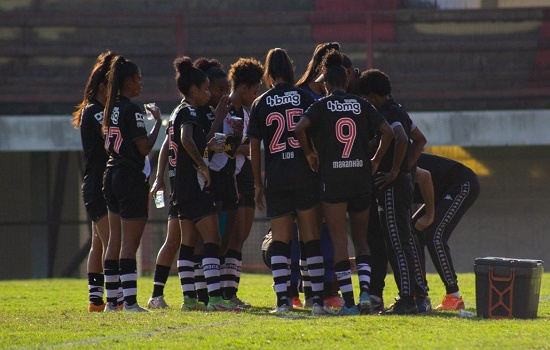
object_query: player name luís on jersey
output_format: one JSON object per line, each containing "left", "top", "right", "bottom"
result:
{"left": 326, "top": 99, "right": 361, "bottom": 114}
{"left": 333, "top": 158, "right": 364, "bottom": 169}
{"left": 266, "top": 90, "right": 301, "bottom": 107}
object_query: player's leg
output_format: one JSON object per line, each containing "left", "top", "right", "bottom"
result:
{"left": 86, "top": 195, "right": 109, "bottom": 312}
{"left": 377, "top": 177, "right": 420, "bottom": 315}
{"left": 148, "top": 211, "right": 181, "bottom": 309}
{"left": 348, "top": 195, "right": 372, "bottom": 314}
{"left": 429, "top": 178, "right": 479, "bottom": 310}
{"left": 321, "top": 200, "right": 357, "bottom": 316}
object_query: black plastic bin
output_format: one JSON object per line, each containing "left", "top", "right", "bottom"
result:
{"left": 475, "top": 257, "right": 543, "bottom": 319}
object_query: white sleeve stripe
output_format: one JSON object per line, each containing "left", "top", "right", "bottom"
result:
{"left": 390, "top": 121, "right": 402, "bottom": 129}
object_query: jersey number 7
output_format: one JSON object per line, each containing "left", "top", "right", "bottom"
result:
{"left": 105, "top": 127, "right": 122, "bottom": 154}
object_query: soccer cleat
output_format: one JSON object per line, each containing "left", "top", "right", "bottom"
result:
{"left": 370, "top": 295, "right": 384, "bottom": 314}
{"left": 292, "top": 296, "right": 303, "bottom": 308}
{"left": 206, "top": 296, "right": 240, "bottom": 312}
{"left": 337, "top": 304, "right": 360, "bottom": 316}
{"left": 123, "top": 302, "right": 150, "bottom": 312}
{"left": 147, "top": 295, "right": 169, "bottom": 309}
{"left": 312, "top": 303, "right": 337, "bottom": 316}
{"left": 231, "top": 295, "right": 252, "bottom": 309}
{"left": 324, "top": 295, "right": 344, "bottom": 308}
{"left": 269, "top": 304, "right": 292, "bottom": 314}
{"left": 304, "top": 298, "right": 314, "bottom": 308}
{"left": 358, "top": 292, "right": 372, "bottom": 315}
{"left": 416, "top": 295, "right": 432, "bottom": 313}
{"left": 104, "top": 302, "right": 120, "bottom": 312}
{"left": 383, "top": 297, "right": 418, "bottom": 315}
{"left": 88, "top": 302, "right": 105, "bottom": 312}
{"left": 436, "top": 294, "right": 465, "bottom": 310}
{"left": 181, "top": 297, "right": 206, "bottom": 311}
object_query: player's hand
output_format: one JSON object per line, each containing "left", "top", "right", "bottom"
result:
{"left": 254, "top": 185, "right": 265, "bottom": 211}
{"left": 306, "top": 152, "right": 319, "bottom": 173}
{"left": 145, "top": 104, "right": 162, "bottom": 121}
{"left": 375, "top": 171, "right": 398, "bottom": 189}
{"left": 195, "top": 164, "right": 210, "bottom": 187}
{"left": 150, "top": 178, "right": 166, "bottom": 199}
{"left": 414, "top": 214, "right": 434, "bottom": 231}
{"left": 212, "top": 95, "right": 232, "bottom": 120}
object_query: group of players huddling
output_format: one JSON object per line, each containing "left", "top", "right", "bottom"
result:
{"left": 74, "top": 41, "right": 479, "bottom": 315}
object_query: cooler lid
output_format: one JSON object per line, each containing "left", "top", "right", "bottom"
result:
{"left": 475, "top": 257, "right": 543, "bottom": 268}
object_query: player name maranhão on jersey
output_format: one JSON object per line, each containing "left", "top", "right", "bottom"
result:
{"left": 266, "top": 90, "right": 301, "bottom": 107}
{"left": 327, "top": 99, "right": 361, "bottom": 114}
{"left": 333, "top": 158, "right": 364, "bottom": 169}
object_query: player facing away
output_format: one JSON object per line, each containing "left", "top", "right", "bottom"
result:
{"left": 295, "top": 50, "right": 394, "bottom": 316}
{"left": 102, "top": 55, "right": 163, "bottom": 312}
{"left": 412, "top": 153, "right": 480, "bottom": 310}
{"left": 249, "top": 48, "right": 334, "bottom": 315}
{"left": 169, "top": 56, "right": 237, "bottom": 312}
{"left": 214, "top": 57, "right": 263, "bottom": 308}
{"left": 355, "top": 69, "right": 429, "bottom": 315}
{"left": 73, "top": 51, "right": 116, "bottom": 312}
{"left": 147, "top": 58, "right": 230, "bottom": 309}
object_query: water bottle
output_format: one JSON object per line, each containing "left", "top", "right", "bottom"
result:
{"left": 154, "top": 190, "right": 165, "bottom": 209}
{"left": 458, "top": 310, "right": 474, "bottom": 318}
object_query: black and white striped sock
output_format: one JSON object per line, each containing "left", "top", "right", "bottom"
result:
{"left": 305, "top": 239, "right": 324, "bottom": 306}
{"left": 270, "top": 240, "right": 290, "bottom": 307}
{"left": 88, "top": 273, "right": 104, "bottom": 305}
{"left": 355, "top": 255, "right": 371, "bottom": 295}
{"left": 178, "top": 244, "right": 196, "bottom": 299}
{"left": 120, "top": 258, "right": 138, "bottom": 306}
{"left": 202, "top": 242, "right": 222, "bottom": 298}
{"left": 103, "top": 259, "right": 119, "bottom": 306}
{"left": 335, "top": 260, "right": 355, "bottom": 308}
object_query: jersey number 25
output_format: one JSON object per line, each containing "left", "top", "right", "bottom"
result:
{"left": 266, "top": 108, "right": 302, "bottom": 153}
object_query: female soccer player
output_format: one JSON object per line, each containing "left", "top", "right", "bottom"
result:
{"left": 73, "top": 51, "right": 115, "bottom": 312}
{"left": 355, "top": 68, "right": 429, "bottom": 315}
{"left": 147, "top": 58, "right": 230, "bottom": 309}
{"left": 249, "top": 48, "right": 333, "bottom": 315}
{"left": 169, "top": 56, "right": 237, "bottom": 311}
{"left": 102, "top": 55, "right": 163, "bottom": 312}
{"left": 213, "top": 57, "right": 263, "bottom": 308}
{"left": 413, "top": 153, "right": 480, "bottom": 310}
{"left": 295, "top": 50, "right": 393, "bottom": 316}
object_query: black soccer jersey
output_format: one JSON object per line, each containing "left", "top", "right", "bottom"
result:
{"left": 171, "top": 100, "right": 210, "bottom": 205}
{"left": 80, "top": 99, "right": 108, "bottom": 204}
{"left": 413, "top": 153, "right": 477, "bottom": 204}
{"left": 248, "top": 83, "right": 316, "bottom": 191}
{"left": 376, "top": 99, "right": 414, "bottom": 173}
{"left": 104, "top": 96, "right": 148, "bottom": 179}
{"left": 302, "top": 90, "right": 385, "bottom": 198}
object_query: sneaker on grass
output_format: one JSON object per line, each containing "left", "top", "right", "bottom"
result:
{"left": 337, "top": 304, "right": 359, "bottom": 316}
{"left": 312, "top": 303, "right": 337, "bottom": 316}
{"left": 206, "top": 296, "right": 240, "bottom": 311}
{"left": 358, "top": 292, "right": 371, "bottom": 315}
{"left": 181, "top": 297, "right": 206, "bottom": 311}
{"left": 231, "top": 295, "right": 252, "bottom": 309}
{"left": 123, "top": 303, "right": 150, "bottom": 312}
{"left": 436, "top": 294, "right": 465, "bottom": 310}
{"left": 148, "top": 295, "right": 169, "bottom": 309}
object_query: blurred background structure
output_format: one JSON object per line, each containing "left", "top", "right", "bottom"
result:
{"left": 0, "top": 0, "right": 549, "bottom": 279}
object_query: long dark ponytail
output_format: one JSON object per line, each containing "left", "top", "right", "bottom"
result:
{"left": 72, "top": 51, "right": 115, "bottom": 128}
{"left": 102, "top": 55, "right": 139, "bottom": 133}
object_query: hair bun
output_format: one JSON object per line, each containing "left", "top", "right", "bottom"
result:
{"left": 173, "top": 56, "right": 194, "bottom": 73}
{"left": 324, "top": 50, "right": 343, "bottom": 68}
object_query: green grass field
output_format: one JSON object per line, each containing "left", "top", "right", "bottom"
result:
{"left": 1, "top": 272, "right": 548, "bottom": 349}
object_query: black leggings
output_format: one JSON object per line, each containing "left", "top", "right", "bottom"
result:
{"left": 414, "top": 176, "right": 480, "bottom": 294}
